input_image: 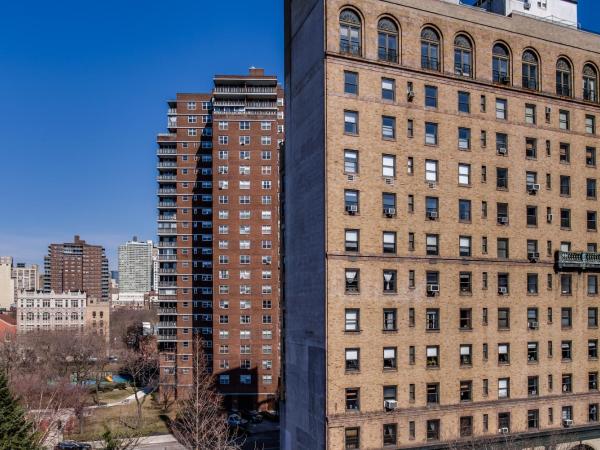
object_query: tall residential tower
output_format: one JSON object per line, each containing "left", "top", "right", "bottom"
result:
{"left": 156, "top": 68, "right": 283, "bottom": 408}
{"left": 118, "top": 237, "right": 154, "bottom": 293}
{"left": 283, "top": 0, "right": 600, "bottom": 448}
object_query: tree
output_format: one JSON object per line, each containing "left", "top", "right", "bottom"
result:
{"left": 99, "top": 426, "right": 141, "bottom": 450}
{"left": 0, "top": 371, "right": 40, "bottom": 450}
{"left": 171, "top": 336, "right": 242, "bottom": 450}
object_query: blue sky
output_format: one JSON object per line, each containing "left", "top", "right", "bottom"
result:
{"left": 0, "top": 1, "right": 598, "bottom": 269}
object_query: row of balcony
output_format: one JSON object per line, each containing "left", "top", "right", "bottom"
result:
{"left": 213, "top": 86, "right": 277, "bottom": 94}
{"left": 557, "top": 251, "right": 600, "bottom": 270}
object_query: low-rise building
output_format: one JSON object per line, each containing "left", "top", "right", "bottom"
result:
{"left": 112, "top": 291, "right": 145, "bottom": 309}
{"left": 16, "top": 290, "right": 86, "bottom": 333}
{"left": 0, "top": 313, "right": 16, "bottom": 341}
{"left": 84, "top": 297, "right": 110, "bottom": 344}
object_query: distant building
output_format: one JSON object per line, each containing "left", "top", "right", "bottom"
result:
{"left": 112, "top": 291, "right": 145, "bottom": 309}
{"left": 43, "top": 235, "right": 109, "bottom": 300}
{"left": 0, "top": 257, "right": 14, "bottom": 310}
{"left": 118, "top": 237, "right": 153, "bottom": 293}
{"left": 12, "top": 262, "right": 39, "bottom": 296}
{"left": 84, "top": 297, "right": 110, "bottom": 344}
{"left": 0, "top": 313, "right": 16, "bottom": 341}
{"left": 16, "top": 290, "right": 86, "bottom": 333}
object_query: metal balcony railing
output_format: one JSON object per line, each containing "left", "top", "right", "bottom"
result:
{"left": 158, "top": 215, "right": 176, "bottom": 221}
{"left": 156, "top": 334, "right": 177, "bottom": 341}
{"left": 557, "top": 84, "right": 572, "bottom": 97}
{"left": 157, "top": 321, "right": 177, "bottom": 328}
{"left": 157, "top": 175, "right": 177, "bottom": 181}
{"left": 157, "top": 148, "right": 177, "bottom": 155}
{"left": 157, "top": 308, "right": 177, "bottom": 314}
{"left": 157, "top": 242, "right": 176, "bottom": 248}
{"left": 340, "top": 41, "right": 361, "bottom": 56}
{"left": 421, "top": 57, "right": 440, "bottom": 71}
{"left": 378, "top": 48, "right": 398, "bottom": 63}
{"left": 157, "top": 162, "right": 177, "bottom": 168}
{"left": 557, "top": 251, "right": 600, "bottom": 270}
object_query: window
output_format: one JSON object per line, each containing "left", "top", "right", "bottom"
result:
{"left": 426, "top": 346, "right": 439, "bottom": 367}
{"left": 344, "top": 189, "right": 359, "bottom": 213}
{"left": 421, "top": 27, "right": 440, "bottom": 71}
{"left": 425, "top": 122, "right": 438, "bottom": 145}
{"left": 496, "top": 133, "right": 508, "bottom": 155}
{"left": 344, "top": 111, "right": 358, "bottom": 134}
{"left": 345, "top": 427, "right": 360, "bottom": 449}
{"left": 589, "top": 276, "right": 598, "bottom": 295}
{"left": 382, "top": 193, "right": 396, "bottom": 216}
{"left": 459, "top": 199, "right": 471, "bottom": 222}
{"left": 344, "top": 71, "right": 358, "bottom": 95}
{"left": 426, "top": 196, "right": 439, "bottom": 219}
{"left": 383, "top": 232, "right": 396, "bottom": 254}
{"left": 458, "top": 128, "right": 471, "bottom": 150}
{"left": 560, "top": 143, "right": 570, "bottom": 163}
{"left": 528, "top": 410, "right": 540, "bottom": 429}
{"left": 497, "top": 238, "right": 509, "bottom": 258}
{"left": 498, "top": 308, "right": 510, "bottom": 329}
{"left": 425, "top": 85, "right": 438, "bottom": 108}
{"left": 559, "top": 110, "right": 570, "bottom": 130}
{"left": 589, "top": 307, "right": 599, "bottom": 327}
{"left": 458, "top": 163, "right": 470, "bottom": 185}
{"left": 383, "top": 347, "right": 397, "bottom": 369}
{"left": 528, "top": 343, "right": 539, "bottom": 363}
{"left": 590, "top": 340, "right": 598, "bottom": 359}
{"left": 587, "top": 147, "right": 597, "bottom": 167}
{"left": 556, "top": 58, "right": 572, "bottom": 97}
{"left": 522, "top": 50, "right": 539, "bottom": 90}
{"left": 526, "top": 138, "right": 537, "bottom": 159}
{"left": 460, "top": 345, "right": 472, "bottom": 366}
{"left": 560, "top": 209, "right": 571, "bottom": 229}
{"left": 426, "top": 383, "right": 440, "bottom": 404}
{"left": 527, "top": 206, "right": 537, "bottom": 227}
{"left": 425, "top": 160, "right": 438, "bottom": 183}
{"left": 381, "top": 78, "right": 395, "bottom": 101}
{"left": 525, "top": 104, "right": 536, "bottom": 124}
{"left": 498, "top": 378, "right": 510, "bottom": 399}
{"left": 495, "top": 98, "right": 507, "bottom": 119}
{"left": 382, "top": 155, "right": 395, "bottom": 177}
{"left": 426, "top": 420, "right": 440, "bottom": 441}
{"left": 460, "top": 308, "right": 472, "bottom": 329}
{"left": 492, "top": 43, "right": 510, "bottom": 84}
{"left": 378, "top": 18, "right": 398, "bottom": 62}
{"left": 383, "top": 424, "right": 397, "bottom": 447}
{"left": 344, "top": 150, "right": 358, "bottom": 174}
{"left": 382, "top": 116, "right": 396, "bottom": 140}
{"left": 560, "top": 175, "right": 570, "bottom": 196}
{"left": 383, "top": 270, "right": 397, "bottom": 292}
{"left": 498, "top": 343, "right": 510, "bottom": 364}
{"left": 345, "top": 309, "right": 359, "bottom": 332}
{"left": 345, "top": 269, "right": 359, "bottom": 293}
{"left": 345, "top": 388, "right": 360, "bottom": 410}
{"left": 454, "top": 34, "right": 472, "bottom": 77}
{"left": 562, "top": 374, "right": 573, "bottom": 392}
{"left": 584, "top": 64, "right": 598, "bottom": 102}
{"left": 458, "top": 91, "right": 470, "bottom": 113}
{"left": 586, "top": 115, "right": 597, "bottom": 134}
{"left": 527, "top": 274, "right": 538, "bottom": 294}
{"left": 496, "top": 168, "right": 508, "bottom": 189}
{"left": 407, "top": 119, "right": 414, "bottom": 137}
{"left": 426, "top": 234, "right": 439, "bottom": 255}
{"left": 339, "top": 9, "right": 361, "bottom": 56}
{"left": 591, "top": 372, "right": 599, "bottom": 391}
{"left": 588, "top": 211, "right": 598, "bottom": 231}
{"left": 426, "top": 309, "right": 439, "bottom": 330}
{"left": 459, "top": 236, "right": 471, "bottom": 257}
{"left": 383, "top": 309, "right": 397, "bottom": 331}
{"left": 345, "top": 229, "right": 359, "bottom": 252}
{"left": 561, "top": 307, "right": 572, "bottom": 328}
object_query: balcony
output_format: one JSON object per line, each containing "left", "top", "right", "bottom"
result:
{"left": 157, "top": 161, "right": 177, "bottom": 169}
{"left": 158, "top": 202, "right": 176, "bottom": 208}
{"left": 157, "top": 307, "right": 177, "bottom": 314}
{"left": 213, "top": 86, "right": 277, "bottom": 95}
{"left": 157, "top": 148, "right": 176, "bottom": 155}
{"left": 157, "top": 254, "right": 177, "bottom": 261}
{"left": 156, "top": 334, "right": 177, "bottom": 341}
{"left": 157, "top": 268, "right": 177, "bottom": 274}
{"left": 158, "top": 215, "right": 176, "bottom": 221}
{"left": 157, "top": 175, "right": 177, "bottom": 181}
{"left": 158, "top": 282, "right": 177, "bottom": 288}
{"left": 157, "top": 241, "right": 177, "bottom": 248}
{"left": 557, "top": 251, "right": 600, "bottom": 271}
{"left": 157, "top": 228, "right": 177, "bottom": 235}
{"left": 158, "top": 188, "right": 177, "bottom": 194}
{"left": 157, "top": 321, "right": 177, "bottom": 328}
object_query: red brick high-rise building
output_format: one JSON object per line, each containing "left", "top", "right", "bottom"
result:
{"left": 43, "top": 235, "right": 109, "bottom": 300}
{"left": 156, "top": 68, "right": 283, "bottom": 408}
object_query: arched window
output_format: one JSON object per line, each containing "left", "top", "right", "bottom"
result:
{"left": 421, "top": 27, "right": 440, "bottom": 71}
{"left": 339, "top": 9, "right": 361, "bottom": 56}
{"left": 454, "top": 34, "right": 472, "bottom": 77}
{"left": 492, "top": 43, "right": 510, "bottom": 84}
{"left": 378, "top": 18, "right": 398, "bottom": 63}
{"left": 556, "top": 58, "right": 572, "bottom": 97}
{"left": 522, "top": 50, "right": 539, "bottom": 90}
{"left": 583, "top": 64, "right": 598, "bottom": 102}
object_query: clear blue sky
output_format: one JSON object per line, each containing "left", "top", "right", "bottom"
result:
{"left": 0, "top": 1, "right": 598, "bottom": 269}
{"left": 0, "top": 0, "right": 283, "bottom": 269}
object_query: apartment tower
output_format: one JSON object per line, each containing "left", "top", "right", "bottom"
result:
{"left": 43, "top": 235, "right": 110, "bottom": 300}
{"left": 118, "top": 237, "right": 154, "bottom": 293}
{"left": 156, "top": 68, "right": 283, "bottom": 408}
{"left": 283, "top": 0, "right": 600, "bottom": 448}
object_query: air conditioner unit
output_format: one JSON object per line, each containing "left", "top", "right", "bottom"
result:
{"left": 407, "top": 89, "right": 415, "bottom": 101}
{"left": 347, "top": 175, "right": 356, "bottom": 182}
{"left": 547, "top": 213, "right": 553, "bottom": 223}
{"left": 499, "top": 427, "right": 509, "bottom": 434}
{"left": 346, "top": 205, "right": 358, "bottom": 214}
{"left": 427, "top": 284, "right": 440, "bottom": 293}
{"left": 527, "top": 183, "right": 540, "bottom": 192}
{"left": 385, "top": 178, "right": 394, "bottom": 185}
{"left": 497, "top": 147, "right": 508, "bottom": 155}
{"left": 528, "top": 252, "right": 540, "bottom": 262}
{"left": 498, "top": 216, "right": 509, "bottom": 224}
{"left": 528, "top": 321, "right": 539, "bottom": 329}
{"left": 563, "top": 419, "right": 573, "bottom": 427}
{"left": 498, "top": 286, "right": 508, "bottom": 295}
{"left": 427, "top": 181, "right": 437, "bottom": 189}
{"left": 384, "top": 400, "right": 397, "bottom": 410}
{"left": 426, "top": 211, "right": 438, "bottom": 220}
{"left": 383, "top": 208, "right": 396, "bottom": 217}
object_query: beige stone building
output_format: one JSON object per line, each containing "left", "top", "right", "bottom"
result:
{"left": 17, "top": 290, "right": 86, "bottom": 333}
{"left": 283, "top": 0, "right": 600, "bottom": 448}
{"left": 0, "top": 257, "right": 14, "bottom": 310}
{"left": 84, "top": 297, "right": 110, "bottom": 344}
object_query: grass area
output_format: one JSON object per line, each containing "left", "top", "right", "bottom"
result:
{"left": 65, "top": 399, "right": 172, "bottom": 442}
{"left": 94, "top": 388, "right": 131, "bottom": 403}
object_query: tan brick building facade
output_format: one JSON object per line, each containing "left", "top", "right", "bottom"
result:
{"left": 283, "top": 0, "right": 600, "bottom": 448}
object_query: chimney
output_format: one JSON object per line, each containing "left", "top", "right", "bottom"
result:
{"left": 249, "top": 67, "right": 265, "bottom": 76}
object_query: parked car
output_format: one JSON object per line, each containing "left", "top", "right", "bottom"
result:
{"left": 241, "top": 409, "right": 264, "bottom": 423}
{"left": 55, "top": 442, "right": 92, "bottom": 450}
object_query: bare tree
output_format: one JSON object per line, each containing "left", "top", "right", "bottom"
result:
{"left": 156, "top": 384, "right": 177, "bottom": 413}
{"left": 171, "top": 336, "right": 242, "bottom": 450}
{"left": 98, "top": 425, "right": 141, "bottom": 450}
